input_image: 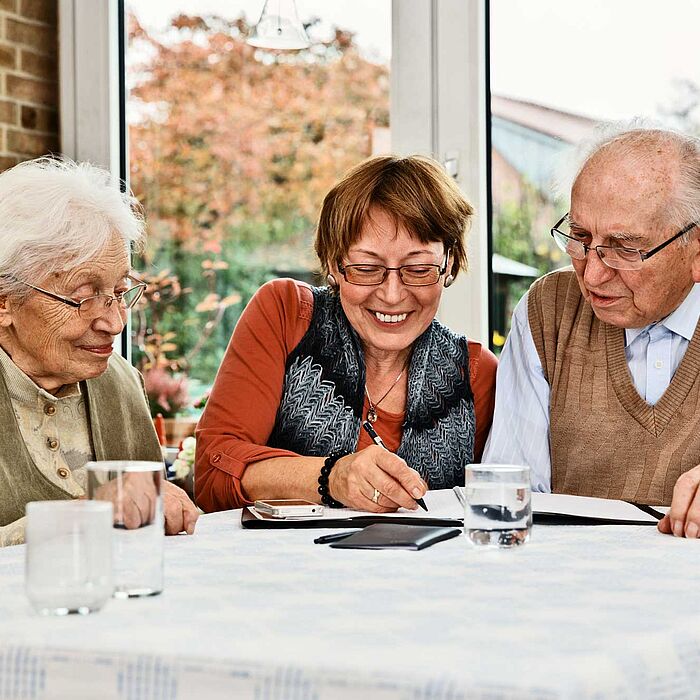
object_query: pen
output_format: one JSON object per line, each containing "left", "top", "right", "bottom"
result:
{"left": 361, "top": 419, "right": 429, "bottom": 512}
{"left": 314, "top": 531, "right": 355, "bottom": 544}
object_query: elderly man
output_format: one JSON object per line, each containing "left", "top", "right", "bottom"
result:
{"left": 484, "top": 127, "right": 700, "bottom": 538}
{"left": 0, "top": 157, "right": 198, "bottom": 545}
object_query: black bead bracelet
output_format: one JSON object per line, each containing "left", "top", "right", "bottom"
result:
{"left": 318, "top": 452, "right": 349, "bottom": 508}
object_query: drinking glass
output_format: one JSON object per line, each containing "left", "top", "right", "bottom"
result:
{"left": 86, "top": 461, "right": 164, "bottom": 598}
{"left": 25, "top": 500, "right": 114, "bottom": 615}
{"left": 464, "top": 464, "right": 532, "bottom": 548}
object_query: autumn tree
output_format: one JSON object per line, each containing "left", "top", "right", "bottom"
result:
{"left": 127, "top": 13, "right": 390, "bottom": 387}
{"left": 128, "top": 13, "right": 389, "bottom": 253}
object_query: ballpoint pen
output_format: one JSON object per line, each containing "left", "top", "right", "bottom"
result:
{"left": 361, "top": 419, "right": 429, "bottom": 512}
{"left": 313, "top": 531, "right": 356, "bottom": 544}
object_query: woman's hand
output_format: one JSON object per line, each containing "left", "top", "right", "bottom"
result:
{"left": 328, "top": 445, "right": 427, "bottom": 512}
{"left": 93, "top": 475, "right": 199, "bottom": 535}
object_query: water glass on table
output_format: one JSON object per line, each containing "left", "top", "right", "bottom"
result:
{"left": 86, "top": 460, "right": 164, "bottom": 598}
{"left": 25, "top": 500, "right": 114, "bottom": 616}
{"left": 464, "top": 464, "right": 532, "bottom": 548}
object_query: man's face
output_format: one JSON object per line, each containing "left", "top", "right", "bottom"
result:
{"left": 569, "top": 153, "right": 700, "bottom": 329}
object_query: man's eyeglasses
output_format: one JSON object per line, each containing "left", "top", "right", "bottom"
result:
{"left": 338, "top": 254, "right": 449, "bottom": 287}
{"left": 550, "top": 214, "right": 697, "bottom": 271}
{"left": 20, "top": 275, "right": 147, "bottom": 320}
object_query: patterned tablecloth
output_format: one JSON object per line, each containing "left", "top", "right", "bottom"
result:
{"left": 0, "top": 510, "right": 699, "bottom": 699}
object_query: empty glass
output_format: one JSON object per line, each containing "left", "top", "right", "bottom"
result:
{"left": 464, "top": 464, "right": 532, "bottom": 548}
{"left": 86, "top": 461, "right": 164, "bottom": 598}
{"left": 25, "top": 500, "right": 114, "bottom": 615}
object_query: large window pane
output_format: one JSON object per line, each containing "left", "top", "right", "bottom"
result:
{"left": 126, "top": 1, "right": 390, "bottom": 421}
{"left": 489, "top": 0, "right": 700, "bottom": 349}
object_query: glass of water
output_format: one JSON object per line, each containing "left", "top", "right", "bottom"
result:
{"left": 86, "top": 461, "right": 164, "bottom": 598}
{"left": 25, "top": 500, "right": 114, "bottom": 615}
{"left": 464, "top": 464, "right": 531, "bottom": 548}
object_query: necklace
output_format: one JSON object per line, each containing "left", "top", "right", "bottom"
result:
{"left": 365, "top": 363, "right": 408, "bottom": 423}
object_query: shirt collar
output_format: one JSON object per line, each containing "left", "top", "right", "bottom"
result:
{"left": 0, "top": 344, "right": 81, "bottom": 404}
{"left": 625, "top": 283, "right": 700, "bottom": 347}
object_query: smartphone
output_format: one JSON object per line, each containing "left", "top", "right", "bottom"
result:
{"left": 253, "top": 499, "right": 324, "bottom": 518}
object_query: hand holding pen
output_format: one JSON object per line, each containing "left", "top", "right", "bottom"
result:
{"left": 361, "top": 420, "right": 429, "bottom": 512}
{"left": 328, "top": 435, "right": 428, "bottom": 513}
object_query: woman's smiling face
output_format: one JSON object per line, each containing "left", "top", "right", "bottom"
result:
{"left": 0, "top": 232, "right": 131, "bottom": 392}
{"left": 332, "top": 207, "right": 447, "bottom": 355}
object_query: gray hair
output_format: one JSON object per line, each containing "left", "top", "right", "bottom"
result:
{"left": 0, "top": 156, "right": 145, "bottom": 301}
{"left": 555, "top": 120, "right": 700, "bottom": 242}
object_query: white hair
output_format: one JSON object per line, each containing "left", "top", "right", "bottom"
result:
{"left": 0, "top": 156, "right": 145, "bottom": 300}
{"left": 553, "top": 119, "right": 700, "bottom": 241}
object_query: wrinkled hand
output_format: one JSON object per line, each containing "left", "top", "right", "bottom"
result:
{"left": 328, "top": 445, "right": 427, "bottom": 512}
{"left": 162, "top": 480, "right": 199, "bottom": 535}
{"left": 658, "top": 465, "right": 700, "bottom": 538}
{"left": 94, "top": 474, "right": 199, "bottom": 535}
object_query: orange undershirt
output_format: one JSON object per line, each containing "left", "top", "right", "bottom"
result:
{"left": 195, "top": 278, "right": 497, "bottom": 512}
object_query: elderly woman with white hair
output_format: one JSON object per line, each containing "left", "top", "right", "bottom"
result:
{"left": 0, "top": 157, "right": 198, "bottom": 545}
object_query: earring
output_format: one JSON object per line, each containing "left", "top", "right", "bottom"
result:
{"left": 326, "top": 273, "right": 339, "bottom": 291}
{"left": 444, "top": 274, "right": 455, "bottom": 288}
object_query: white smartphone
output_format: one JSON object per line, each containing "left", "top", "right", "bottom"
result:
{"left": 253, "top": 499, "right": 324, "bottom": 519}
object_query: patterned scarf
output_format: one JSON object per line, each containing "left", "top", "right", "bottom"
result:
{"left": 269, "top": 286, "right": 475, "bottom": 488}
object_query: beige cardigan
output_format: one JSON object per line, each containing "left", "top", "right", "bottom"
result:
{"left": 0, "top": 353, "right": 163, "bottom": 527}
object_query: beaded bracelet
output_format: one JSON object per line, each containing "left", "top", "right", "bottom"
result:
{"left": 318, "top": 452, "right": 349, "bottom": 508}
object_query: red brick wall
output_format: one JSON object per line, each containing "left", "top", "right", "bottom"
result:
{"left": 0, "top": 0, "right": 58, "bottom": 171}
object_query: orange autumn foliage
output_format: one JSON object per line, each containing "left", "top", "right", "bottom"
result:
{"left": 128, "top": 13, "right": 390, "bottom": 256}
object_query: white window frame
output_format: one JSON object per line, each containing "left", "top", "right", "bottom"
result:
{"left": 59, "top": 0, "right": 129, "bottom": 357}
{"left": 59, "top": 0, "right": 123, "bottom": 178}
{"left": 392, "top": 0, "right": 489, "bottom": 343}
{"left": 60, "top": 0, "right": 490, "bottom": 351}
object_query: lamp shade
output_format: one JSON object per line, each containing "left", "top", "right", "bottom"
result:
{"left": 247, "top": 0, "right": 310, "bottom": 50}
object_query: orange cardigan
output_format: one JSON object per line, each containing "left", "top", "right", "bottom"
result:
{"left": 195, "top": 278, "right": 497, "bottom": 512}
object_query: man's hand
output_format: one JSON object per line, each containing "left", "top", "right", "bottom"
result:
{"left": 328, "top": 445, "right": 427, "bottom": 512}
{"left": 658, "top": 465, "right": 700, "bottom": 538}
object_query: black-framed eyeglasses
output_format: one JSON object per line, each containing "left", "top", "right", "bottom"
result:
{"left": 20, "top": 275, "right": 147, "bottom": 320}
{"left": 551, "top": 214, "right": 697, "bottom": 271}
{"left": 338, "top": 254, "right": 449, "bottom": 287}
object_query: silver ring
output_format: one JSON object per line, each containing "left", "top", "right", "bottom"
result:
{"left": 372, "top": 488, "right": 381, "bottom": 504}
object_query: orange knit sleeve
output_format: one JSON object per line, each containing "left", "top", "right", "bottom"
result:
{"left": 194, "top": 278, "right": 313, "bottom": 512}
{"left": 468, "top": 340, "right": 498, "bottom": 461}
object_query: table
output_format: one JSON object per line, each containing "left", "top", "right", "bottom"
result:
{"left": 0, "top": 511, "right": 699, "bottom": 699}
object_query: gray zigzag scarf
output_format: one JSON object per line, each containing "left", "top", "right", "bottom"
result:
{"left": 268, "top": 286, "right": 475, "bottom": 488}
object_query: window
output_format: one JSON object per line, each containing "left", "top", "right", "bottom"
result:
{"left": 489, "top": 0, "right": 700, "bottom": 349}
{"left": 125, "top": 1, "right": 391, "bottom": 418}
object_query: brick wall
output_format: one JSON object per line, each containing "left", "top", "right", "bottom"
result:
{"left": 0, "top": 0, "right": 58, "bottom": 172}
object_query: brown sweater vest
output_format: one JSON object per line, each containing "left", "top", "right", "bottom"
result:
{"left": 528, "top": 269, "right": 700, "bottom": 505}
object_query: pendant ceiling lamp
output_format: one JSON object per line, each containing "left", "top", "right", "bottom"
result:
{"left": 247, "top": 0, "right": 310, "bottom": 50}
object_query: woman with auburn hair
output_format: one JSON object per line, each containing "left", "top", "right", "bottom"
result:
{"left": 195, "top": 155, "right": 496, "bottom": 513}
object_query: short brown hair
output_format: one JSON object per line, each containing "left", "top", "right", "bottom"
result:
{"left": 315, "top": 155, "right": 473, "bottom": 277}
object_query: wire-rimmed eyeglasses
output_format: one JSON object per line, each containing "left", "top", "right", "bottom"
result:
{"left": 551, "top": 214, "right": 697, "bottom": 271}
{"left": 338, "top": 254, "right": 449, "bottom": 287}
{"left": 20, "top": 275, "right": 147, "bottom": 320}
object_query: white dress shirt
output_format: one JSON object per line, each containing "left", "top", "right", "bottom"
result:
{"left": 483, "top": 283, "right": 700, "bottom": 492}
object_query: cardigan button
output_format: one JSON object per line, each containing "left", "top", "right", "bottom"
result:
{"left": 47, "top": 438, "right": 59, "bottom": 451}
{"left": 44, "top": 404, "right": 56, "bottom": 416}
{"left": 212, "top": 453, "right": 221, "bottom": 463}
{"left": 57, "top": 467, "right": 69, "bottom": 479}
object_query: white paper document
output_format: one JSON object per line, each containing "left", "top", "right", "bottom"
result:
{"left": 246, "top": 489, "right": 668, "bottom": 526}
{"left": 531, "top": 492, "right": 668, "bottom": 523}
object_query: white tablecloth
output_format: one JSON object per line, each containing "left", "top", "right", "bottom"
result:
{"left": 0, "top": 511, "right": 699, "bottom": 699}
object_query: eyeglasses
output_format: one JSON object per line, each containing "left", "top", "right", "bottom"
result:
{"left": 551, "top": 214, "right": 697, "bottom": 271}
{"left": 20, "top": 275, "right": 147, "bottom": 320}
{"left": 338, "top": 254, "right": 449, "bottom": 287}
